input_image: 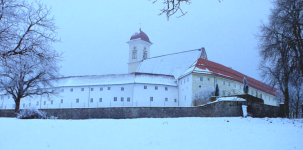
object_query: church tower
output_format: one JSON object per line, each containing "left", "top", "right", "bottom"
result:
{"left": 127, "top": 28, "right": 152, "bottom": 73}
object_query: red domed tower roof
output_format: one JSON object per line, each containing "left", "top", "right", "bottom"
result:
{"left": 130, "top": 28, "right": 152, "bottom": 43}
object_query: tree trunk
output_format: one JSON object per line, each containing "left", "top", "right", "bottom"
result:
{"left": 14, "top": 98, "right": 21, "bottom": 114}
{"left": 284, "top": 89, "right": 290, "bottom": 118}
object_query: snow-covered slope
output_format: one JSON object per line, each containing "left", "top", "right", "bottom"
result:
{"left": 0, "top": 117, "right": 302, "bottom": 150}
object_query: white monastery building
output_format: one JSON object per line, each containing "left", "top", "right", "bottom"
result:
{"left": 0, "top": 29, "right": 278, "bottom": 110}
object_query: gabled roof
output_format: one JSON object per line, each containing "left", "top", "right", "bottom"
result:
{"left": 136, "top": 49, "right": 202, "bottom": 79}
{"left": 185, "top": 58, "right": 277, "bottom": 96}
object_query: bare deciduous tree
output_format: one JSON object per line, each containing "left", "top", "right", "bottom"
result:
{"left": 0, "top": 0, "right": 61, "bottom": 113}
{"left": 258, "top": 0, "right": 301, "bottom": 118}
{"left": 0, "top": 0, "right": 59, "bottom": 59}
{"left": 192, "top": 87, "right": 214, "bottom": 106}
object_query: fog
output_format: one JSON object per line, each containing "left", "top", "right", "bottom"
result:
{"left": 44, "top": 0, "right": 272, "bottom": 81}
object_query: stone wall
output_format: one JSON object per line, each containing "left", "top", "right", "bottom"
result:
{"left": 250, "top": 103, "right": 281, "bottom": 117}
{"left": 0, "top": 101, "right": 281, "bottom": 119}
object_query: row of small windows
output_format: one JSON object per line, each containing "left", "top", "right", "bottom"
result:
{"left": 62, "top": 87, "right": 124, "bottom": 92}
{"left": 62, "top": 86, "right": 168, "bottom": 92}
{"left": 113, "top": 97, "right": 130, "bottom": 102}
{"left": 150, "top": 97, "right": 177, "bottom": 102}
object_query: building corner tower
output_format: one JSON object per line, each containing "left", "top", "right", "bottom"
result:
{"left": 127, "top": 28, "right": 152, "bottom": 73}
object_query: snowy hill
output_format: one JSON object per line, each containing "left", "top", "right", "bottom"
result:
{"left": 0, "top": 117, "right": 302, "bottom": 150}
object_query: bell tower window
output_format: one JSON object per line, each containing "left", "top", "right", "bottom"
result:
{"left": 132, "top": 46, "right": 137, "bottom": 59}
{"left": 143, "top": 51, "right": 147, "bottom": 59}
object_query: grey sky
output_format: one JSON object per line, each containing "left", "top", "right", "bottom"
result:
{"left": 44, "top": 0, "right": 272, "bottom": 81}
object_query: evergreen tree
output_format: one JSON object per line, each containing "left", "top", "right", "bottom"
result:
{"left": 243, "top": 77, "right": 249, "bottom": 94}
{"left": 215, "top": 83, "right": 220, "bottom": 96}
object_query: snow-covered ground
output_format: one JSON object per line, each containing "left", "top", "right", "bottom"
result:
{"left": 0, "top": 117, "right": 302, "bottom": 150}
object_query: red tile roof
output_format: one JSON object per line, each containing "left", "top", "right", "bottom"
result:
{"left": 194, "top": 58, "right": 277, "bottom": 96}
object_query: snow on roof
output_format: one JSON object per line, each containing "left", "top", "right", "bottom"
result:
{"left": 136, "top": 49, "right": 202, "bottom": 79}
{"left": 56, "top": 73, "right": 177, "bottom": 87}
{"left": 216, "top": 97, "right": 246, "bottom": 102}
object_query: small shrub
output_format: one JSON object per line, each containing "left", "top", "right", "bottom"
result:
{"left": 17, "top": 108, "right": 47, "bottom": 119}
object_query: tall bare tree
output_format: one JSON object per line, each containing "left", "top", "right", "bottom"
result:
{"left": 258, "top": 0, "right": 303, "bottom": 118}
{"left": 0, "top": 0, "right": 61, "bottom": 113}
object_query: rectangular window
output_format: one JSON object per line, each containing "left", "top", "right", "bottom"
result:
{"left": 23, "top": 103, "right": 25, "bottom": 108}
{"left": 165, "top": 98, "right": 168, "bottom": 101}
{"left": 70, "top": 88, "right": 73, "bottom": 92}
{"left": 51, "top": 100, "right": 53, "bottom": 105}
{"left": 61, "top": 99, "right": 63, "bottom": 103}
{"left": 36, "top": 102, "right": 39, "bottom": 106}
{"left": 29, "top": 103, "right": 31, "bottom": 107}
{"left": 76, "top": 99, "right": 79, "bottom": 103}
{"left": 90, "top": 98, "right": 93, "bottom": 103}
{"left": 144, "top": 85, "right": 147, "bottom": 89}
{"left": 228, "top": 82, "right": 230, "bottom": 86}
{"left": 187, "top": 77, "right": 189, "bottom": 82}
{"left": 234, "top": 83, "right": 236, "bottom": 88}
{"left": 61, "top": 89, "right": 64, "bottom": 92}
{"left": 127, "top": 97, "right": 130, "bottom": 102}
{"left": 91, "top": 88, "right": 94, "bottom": 91}
{"left": 223, "top": 80, "right": 225, "bottom": 85}
{"left": 114, "top": 97, "right": 117, "bottom": 101}
{"left": 150, "top": 97, "right": 153, "bottom": 101}
{"left": 121, "top": 87, "right": 124, "bottom": 91}
{"left": 200, "top": 76, "right": 203, "bottom": 81}
{"left": 100, "top": 87, "right": 103, "bottom": 91}
{"left": 81, "top": 88, "right": 84, "bottom": 91}
{"left": 108, "top": 87, "right": 111, "bottom": 90}
{"left": 121, "top": 97, "right": 124, "bottom": 101}
{"left": 165, "top": 87, "right": 168, "bottom": 91}
{"left": 44, "top": 101, "right": 46, "bottom": 105}
{"left": 99, "top": 98, "right": 102, "bottom": 102}
{"left": 174, "top": 99, "right": 177, "bottom": 102}
{"left": 155, "top": 86, "right": 158, "bottom": 90}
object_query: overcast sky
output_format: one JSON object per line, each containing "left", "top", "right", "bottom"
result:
{"left": 44, "top": 0, "right": 273, "bottom": 81}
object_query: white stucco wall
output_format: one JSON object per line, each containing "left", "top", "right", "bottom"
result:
{"left": 178, "top": 74, "right": 193, "bottom": 107}
{"left": 133, "top": 83, "right": 178, "bottom": 107}
{"left": 0, "top": 82, "right": 179, "bottom": 109}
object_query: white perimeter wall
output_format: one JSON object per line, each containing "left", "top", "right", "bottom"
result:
{"left": 0, "top": 83, "right": 179, "bottom": 110}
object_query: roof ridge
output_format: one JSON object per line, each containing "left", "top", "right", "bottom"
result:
{"left": 145, "top": 48, "right": 202, "bottom": 60}
{"left": 60, "top": 74, "right": 133, "bottom": 79}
